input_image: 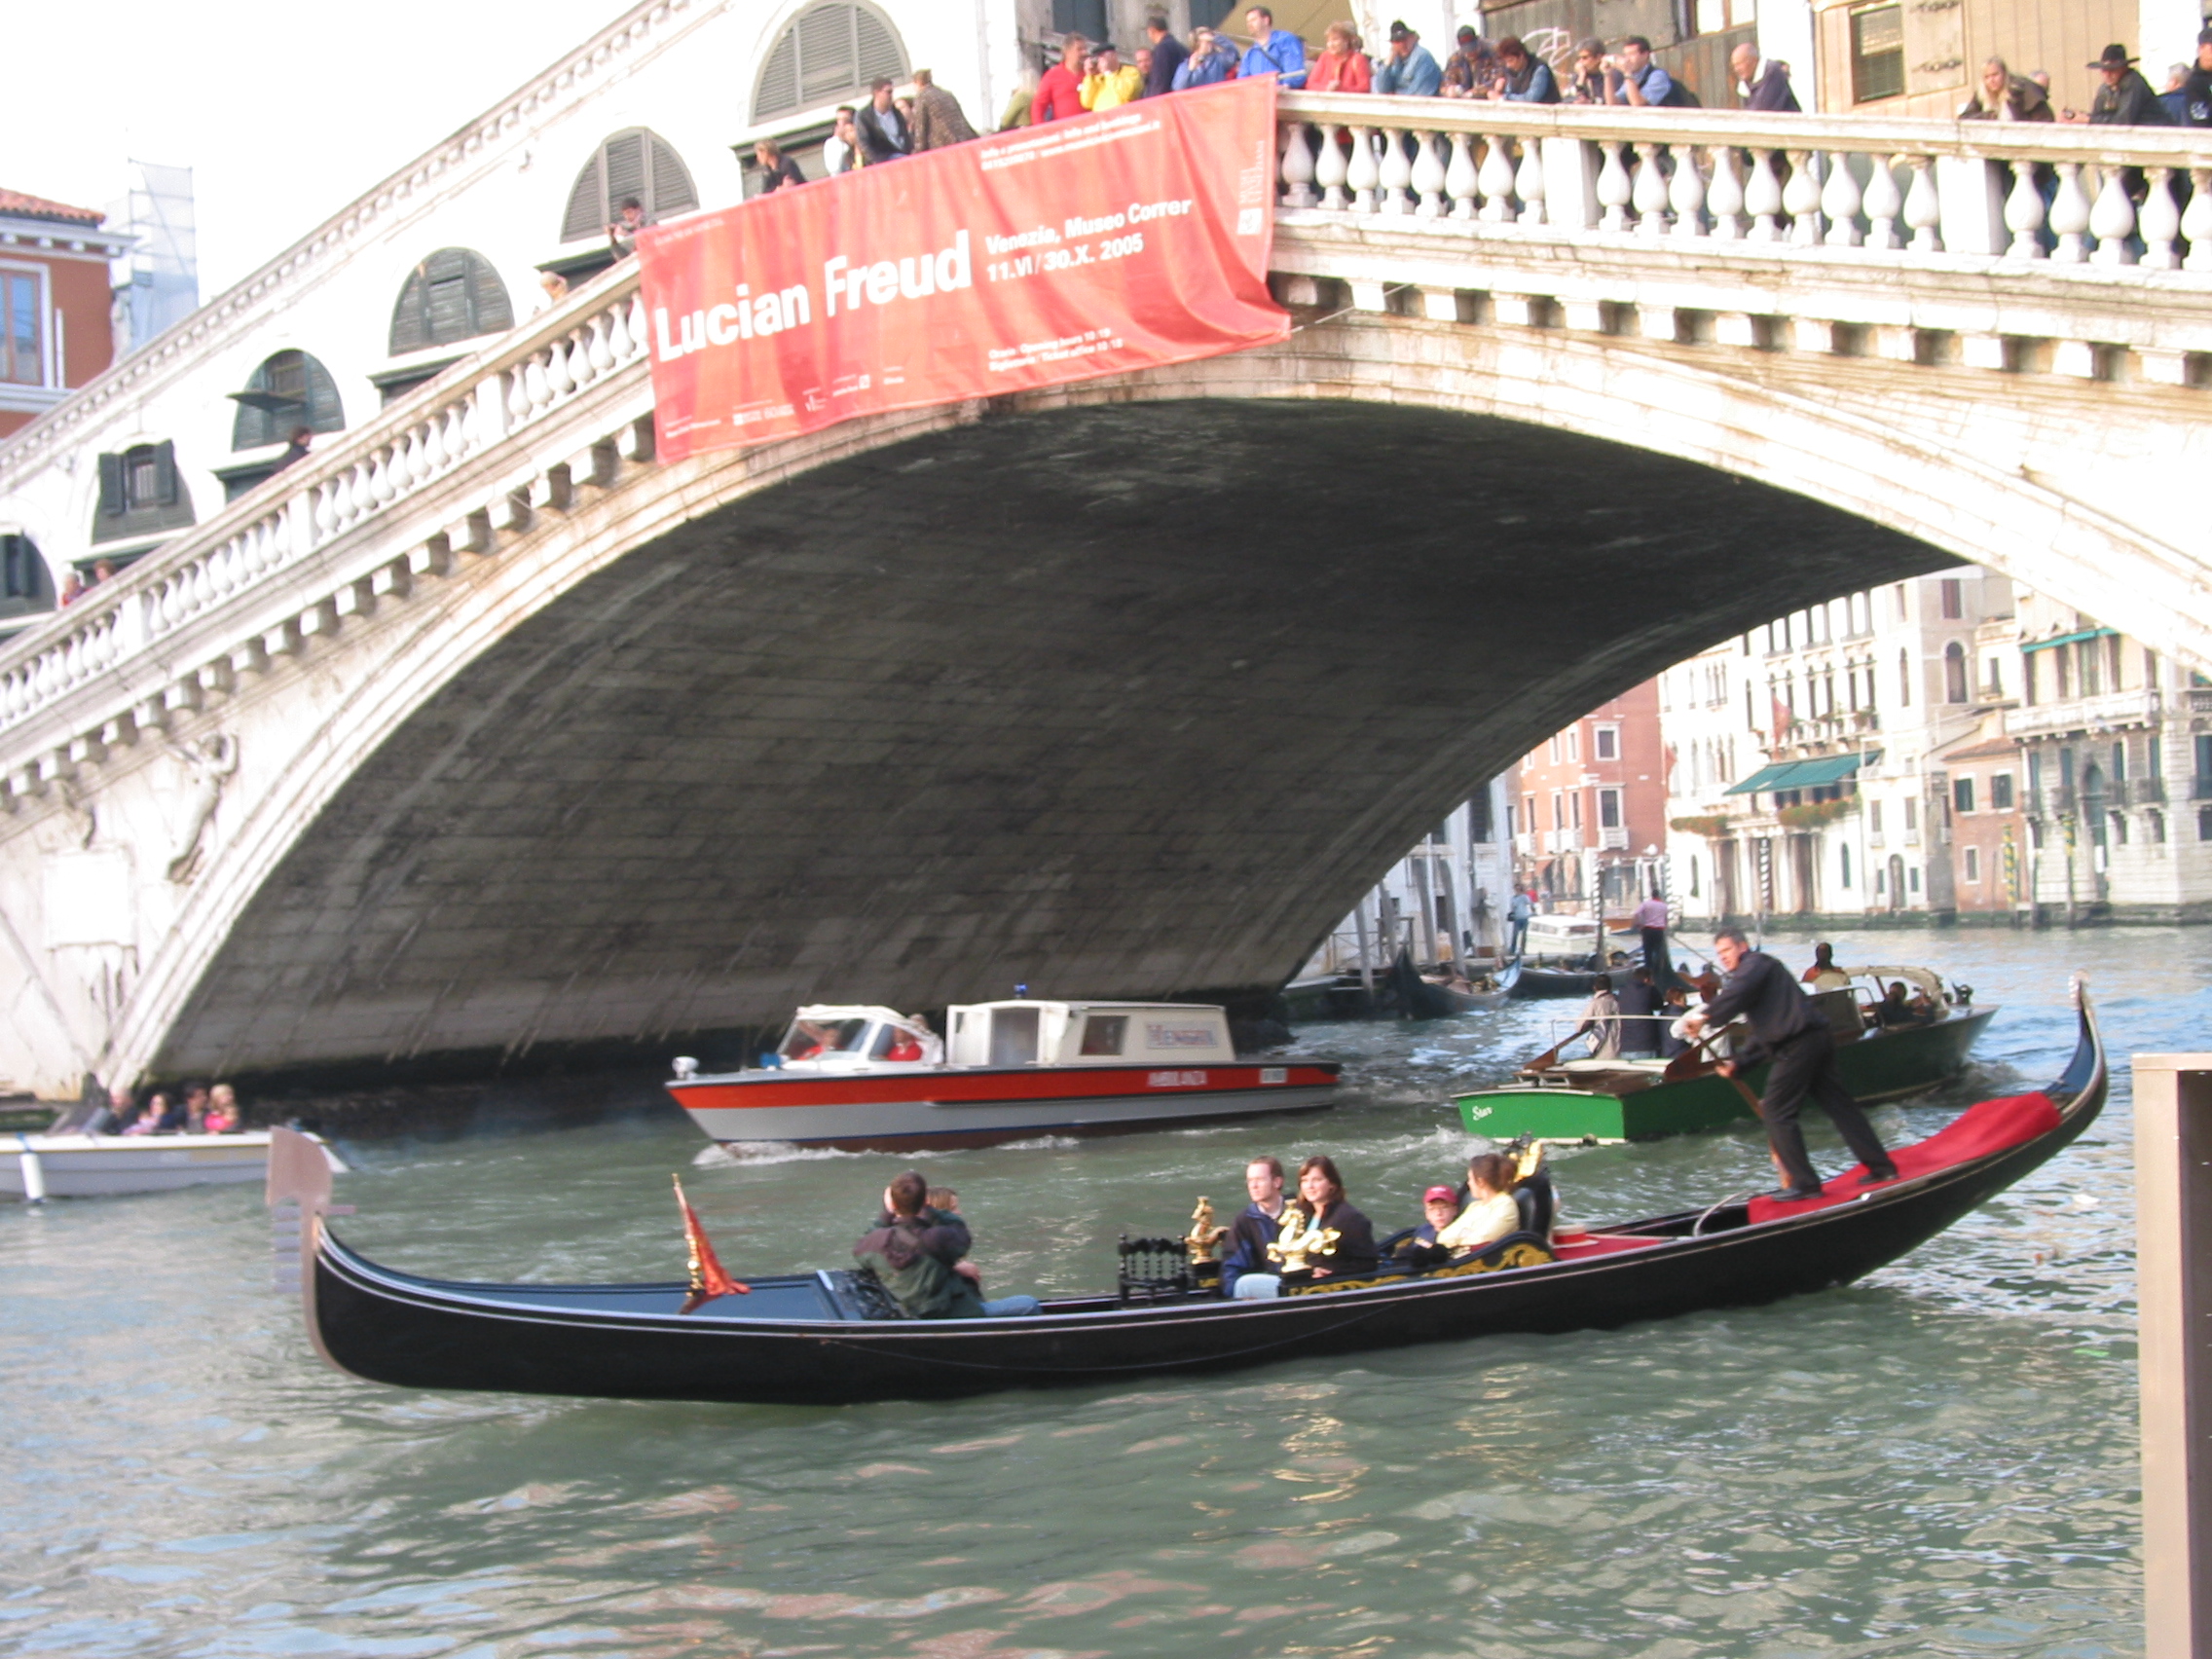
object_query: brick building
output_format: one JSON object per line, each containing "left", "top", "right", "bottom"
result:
{"left": 1513, "top": 677, "right": 1667, "bottom": 913}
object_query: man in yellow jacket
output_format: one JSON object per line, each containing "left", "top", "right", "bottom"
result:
{"left": 1082, "top": 43, "right": 1147, "bottom": 109}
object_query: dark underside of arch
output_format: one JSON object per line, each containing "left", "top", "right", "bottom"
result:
{"left": 164, "top": 398, "right": 1954, "bottom": 1081}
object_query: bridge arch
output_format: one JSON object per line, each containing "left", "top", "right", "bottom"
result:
{"left": 70, "top": 312, "right": 2195, "bottom": 1083}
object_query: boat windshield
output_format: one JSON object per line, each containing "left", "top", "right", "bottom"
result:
{"left": 780, "top": 1017, "right": 871, "bottom": 1059}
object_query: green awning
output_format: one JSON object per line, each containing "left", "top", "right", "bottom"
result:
{"left": 1724, "top": 760, "right": 1801, "bottom": 795}
{"left": 2021, "top": 627, "right": 2117, "bottom": 653}
{"left": 1725, "top": 752, "right": 1876, "bottom": 795}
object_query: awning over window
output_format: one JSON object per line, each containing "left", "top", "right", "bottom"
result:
{"left": 1725, "top": 751, "right": 1877, "bottom": 795}
{"left": 2020, "top": 627, "right": 2117, "bottom": 653}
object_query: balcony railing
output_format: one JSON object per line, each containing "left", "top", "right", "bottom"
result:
{"left": 1599, "top": 826, "right": 1629, "bottom": 850}
{"left": 2127, "top": 777, "right": 2168, "bottom": 806}
{"left": 2010, "top": 687, "right": 2161, "bottom": 739}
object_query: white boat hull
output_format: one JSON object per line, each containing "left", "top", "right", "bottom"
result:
{"left": 3, "top": 1131, "right": 346, "bottom": 1199}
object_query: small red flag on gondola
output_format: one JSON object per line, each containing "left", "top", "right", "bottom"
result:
{"left": 673, "top": 1175, "right": 750, "bottom": 1313}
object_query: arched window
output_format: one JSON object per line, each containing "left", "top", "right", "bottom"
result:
{"left": 560, "top": 129, "right": 699, "bottom": 244}
{"left": 230, "top": 350, "right": 345, "bottom": 450}
{"left": 1943, "top": 642, "right": 1969, "bottom": 704}
{"left": 388, "top": 249, "right": 513, "bottom": 354}
{"left": 752, "top": 1, "right": 909, "bottom": 125}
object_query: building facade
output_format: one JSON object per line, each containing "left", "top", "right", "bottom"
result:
{"left": 1663, "top": 570, "right": 2014, "bottom": 925}
{"left": 1512, "top": 677, "right": 1667, "bottom": 913}
{"left": 2013, "top": 593, "right": 2212, "bottom": 923}
{"left": 0, "top": 191, "right": 125, "bottom": 445}
{"left": 1306, "top": 778, "right": 1516, "bottom": 974}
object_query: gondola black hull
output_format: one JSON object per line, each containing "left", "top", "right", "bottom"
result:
{"left": 301, "top": 995, "right": 2105, "bottom": 1407}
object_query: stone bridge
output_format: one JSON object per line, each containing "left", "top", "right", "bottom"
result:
{"left": 4, "top": 97, "right": 2211, "bottom": 1097}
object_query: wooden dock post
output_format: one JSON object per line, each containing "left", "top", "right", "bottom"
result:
{"left": 2135, "top": 1054, "right": 2212, "bottom": 1658}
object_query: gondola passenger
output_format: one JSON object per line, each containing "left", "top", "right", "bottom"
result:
{"left": 1436, "top": 1153, "right": 1523, "bottom": 1254}
{"left": 1232, "top": 1155, "right": 1380, "bottom": 1300}
{"left": 853, "top": 1171, "right": 1040, "bottom": 1318}
{"left": 1221, "top": 1156, "right": 1290, "bottom": 1297}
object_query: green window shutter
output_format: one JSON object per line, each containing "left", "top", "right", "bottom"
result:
{"left": 561, "top": 152, "right": 607, "bottom": 242}
{"left": 155, "top": 441, "right": 181, "bottom": 506}
{"left": 647, "top": 135, "right": 697, "bottom": 217}
{"left": 98, "top": 453, "right": 126, "bottom": 516}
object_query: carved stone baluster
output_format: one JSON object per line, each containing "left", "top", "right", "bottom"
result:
{"left": 2141, "top": 167, "right": 2182, "bottom": 269}
{"left": 607, "top": 299, "right": 636, "bottom": 359}
{"left": 1346, "top": 126, "right": 1381, "bottom": 213}
{"left": 2089, "top": 166, "right": 2138, "bottom": 266}
{"left": 1669, "top": 146, "right": 1706, "bottom": 239}
{"left": 423, "top": 409, "right": 448, "bottom": 472}
{"left": 1412, "top": 131, "right": 1449, "bottom": 217}
{"left": 1903, "top": 157, "right": 1942, "bottom": 252}
{"left": 314, "top": 478, "right": 341, "bottom": 538}
{"left": 1316, "top": 126, "right": 1351, "bottom": 210}
{"left": 523, "top": 350, "right": 555, "bottom": 410}
{"left": 1782, "top": 150, "right": 1823, "bottom": 245}
{"left": 586, "top": 313, "right": 616, "bottom": 373}
{"left": 1378, "top": 128, "right": 1415, "bottom": 213}
{"left": 1707, "top": 145, "right": 1745, "bottom": 240}
{"left": 1746, "top": 150, "right": 1785, "bottom": 241}
{"left": 1596, "top": 142, "right": 1634, "bottom": 232}
{"left": 348, "top": 461, "right": 375, "bottom": 520}
{"left": 2048, "top": 162, "right": 2091, "bottom": 262}
{"left": 507, "top": 364, "right": 535, "bottom": 423}
{"left": 1632, "top": 144, "right": 1671, "bottom": 236}
{"left": 1477, "top": 134, "right": 1518, "bottom": 223}
{"left": 1443, "top": 132, "right": 1478, "bottom": 219}
{"left": 2185, "top": 169, "right": 2212, "bottom": 269}
{"left": 547, "top": 334, "right": 577, "bottom": 396}
{"left": 2000, "top": 162, "right": 2047, "bottom": 258}
{"left": 1820, "top": 151, "right": 1863, "bottom": 246}
{"left": 369, "top": 448, "right": 396, "bottom": 505}
{"left": 626, "top": 294, "right": 648, "bottom": 352}
{"left": 1513, "top": 135, "right": 1546, "bottom": 227}
{"left": 1862, "top": 153, "right": 1902, "bottom": 249}
{"left": 1280, "top": 123, "right": 1317, "bottom": 207}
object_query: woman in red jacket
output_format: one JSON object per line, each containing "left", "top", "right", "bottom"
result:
{"left": 1307, "top": 22, "right": 1373, "bottom": 92}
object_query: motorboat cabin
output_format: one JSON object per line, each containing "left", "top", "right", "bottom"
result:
{"left": 668, "top": 998, "right": 1335, "bottom": 1152}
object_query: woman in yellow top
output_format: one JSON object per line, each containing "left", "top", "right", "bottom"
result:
{"left": 1081, "top": 44, "right": 1147, "bottom": 109}
{"left": 1435, "top": 1153, "right": 1524, "bottom": 1252}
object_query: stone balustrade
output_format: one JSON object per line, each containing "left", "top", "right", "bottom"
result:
{"left": 0, "top": 273, "right": 653, "bottom": 778}
{"left": 1274, "top": 94, "right": 2212, "bottom": 271}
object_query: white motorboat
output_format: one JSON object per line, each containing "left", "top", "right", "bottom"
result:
{"left": 4, "top": 1127, "right": 346, "bottom": 1201}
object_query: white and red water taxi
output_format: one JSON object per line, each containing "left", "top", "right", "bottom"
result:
{"left": 668, "top": 999, "right": 1338, "bottom": 1151}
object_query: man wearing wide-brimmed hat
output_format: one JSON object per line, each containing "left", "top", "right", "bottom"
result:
{"left": 2065, "top": 42, "right": 2173, "bottom": 126}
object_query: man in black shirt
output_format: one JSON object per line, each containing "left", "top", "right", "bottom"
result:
{"left": 1683, "top": 928, "right": 1898, "bottom": 1199}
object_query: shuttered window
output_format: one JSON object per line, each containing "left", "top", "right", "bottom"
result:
{"left": 231, "top": 350, "right": 346, "bottom": 450}
{"left": 92, "top": 441, "right": 196, "bottom": 545}
{"left": 752, "top": 2, "right": 909, "bottom": 124}
{"left": 560, "top": 129, "right": 700, "bottom": 243}
{"left": 388, "top": 249, "right": 514, "bottom": 354}
{"left": 1, "top": 271, "right": 41, "bottom": 387}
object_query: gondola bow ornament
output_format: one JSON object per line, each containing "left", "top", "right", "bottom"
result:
{"left": 673, "top": 1175, "right": 750, "bottom": 1312}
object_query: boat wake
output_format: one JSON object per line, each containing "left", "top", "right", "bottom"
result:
{"left": 692, "top": 1141, "right": 884, "bottom": 1167}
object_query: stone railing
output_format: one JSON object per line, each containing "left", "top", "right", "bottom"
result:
{"left": 2009, "top": 685, "right": 2162, "bottom": 738}
{"left": 0, "top": 267, "right": 651, "bottom": 747}
{"left": 1272, "top": 94, "right": 2212, "bottom": 271}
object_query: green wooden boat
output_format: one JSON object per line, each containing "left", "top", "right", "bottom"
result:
{"left": 1457, "top": 984, "right": 1996, "bottom": 1143}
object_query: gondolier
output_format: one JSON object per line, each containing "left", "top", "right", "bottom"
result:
{"left": 1683, "top": 928, "right": 1899, "bottom": 1200}
{"left": 1632, "top": 891, "right": 1673, "bottom": 989}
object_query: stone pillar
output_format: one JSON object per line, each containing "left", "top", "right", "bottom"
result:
{"left": 2135, "top": 1053, "right": 2212, "bottom": 1659}
{"left": 1934, "top": 158, "right": 2008, "bottom": 257}
{"left": 1542, "top": 137, "right": 1600, "bottom": 231}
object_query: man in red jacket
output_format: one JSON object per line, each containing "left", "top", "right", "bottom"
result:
{"left": 1033, "top": 36, "right": 1089, "bottom": 122}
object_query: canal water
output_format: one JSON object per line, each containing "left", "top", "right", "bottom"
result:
{"left": 1, "top": 929, "right": 2166, "bottom": 1657}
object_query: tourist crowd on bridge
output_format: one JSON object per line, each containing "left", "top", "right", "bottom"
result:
{"left": 754, "top": 2, "right": 2212, "bottom": 197}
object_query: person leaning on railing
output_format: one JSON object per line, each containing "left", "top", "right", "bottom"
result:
{"left": 1487, "top": 36, "right": 1559, "bottom": 104}
{"left": 1306, "top": 21, "right": 1372, "bottom": 93}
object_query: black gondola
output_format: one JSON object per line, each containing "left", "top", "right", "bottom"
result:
{"left": 271, "top": 983, "right": 2106, "bottom": 1407}
{"left": 1508, "top": 960, "right": 1634, "bottom": 999}
{"left": 1386, "top": 948, "right": 1518, "bottom": 1017}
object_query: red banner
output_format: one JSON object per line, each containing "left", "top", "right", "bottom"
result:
{"left": 636, "top": 77, "right": 1287, "bottom": 461}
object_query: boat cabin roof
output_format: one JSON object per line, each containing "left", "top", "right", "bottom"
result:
{"left": 791, "top": 1005, "right": 929, "bottom": 1028}
{"left": 1526, "top": 914, "right": 1599, "bottom": 936}
{"left": 953, "top": 999, "right": 1225, "bottom": 1014}
{"left": 1837, "top": 966, "right": 1945, "bottom": 998}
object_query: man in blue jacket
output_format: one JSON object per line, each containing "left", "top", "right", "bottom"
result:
{"left": 1220, "top": 1155, "right": 1290, "bottom": 1296}
{"left": 1374, "top": 20, "right": 1442, "bottom": 95}
{"left": 1238, "top": 5, "right": 1307, "bottom": 87}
